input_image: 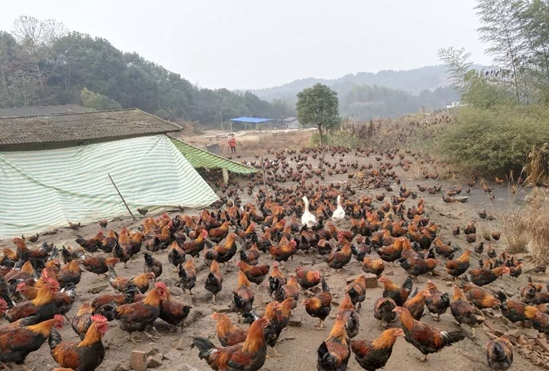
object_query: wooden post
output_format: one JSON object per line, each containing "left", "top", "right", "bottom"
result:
{"left": 108, "top": 173, "right": 137, "bottom": 221}
{"left": 222, "top": 167, "right": 229, "bottom": 184}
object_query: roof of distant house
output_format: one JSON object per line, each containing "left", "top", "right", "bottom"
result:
{"left": 283, "top": 117, "right": 298, "bottom": 122}
{"left": 229, "top": 117, "right": 271, "bottom": 123}
{"left": 0, "top": 104, "right": 95, "bottom": 118}
{"left": 0, "top": 108, "right": 182, "bottom": 147}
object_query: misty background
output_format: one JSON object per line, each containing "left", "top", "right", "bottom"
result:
{"left": 0, "top": 1, "right": 493, "bottom": 122}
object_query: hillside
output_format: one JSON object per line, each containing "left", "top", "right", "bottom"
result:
{"left": 251, "top": 65, "right": 452, "bottom": 101}
{"left": 247, "top": 65, "right": 466, "bottom": 120}
{"left": 0, "top": 18, "right": 294, "bottom": 125}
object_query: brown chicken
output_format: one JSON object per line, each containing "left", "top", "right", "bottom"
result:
{"left": 91, "top": 286, "right": 139, "bottom": 322}
{"left": 212, "top": 233, "right": 238, "bottom": 264}
{"left": 239, "top": 243, "right": 261, "bottom": 266}
{"left": 272, "top": 274, "right": 300, "bottom": 306}
{"left": 295, "top": 267, "right": 321, "bottom": 292}
{"left": 49, "top": 314, "right": 109, "bottom": 371}
{"left": 404, "top": 289, "right": 430, "bottom": 320}
{"left": 211, "top": 312, "right": 247, "bottom": 346}
{"left": 425, "top": 280, "right": 450, "bottom": 321}
{"left": 181, "top": 229, "right": 208, "bottom": 257}
{"left": 326, "top": 241, "right": 352, "bottom": 271}
{"left": 468, "top": 266, "right": 510, "bottom": 286}
{"left": 345, "top": 275, "right": 367, "bottom": 310}
{"left": 379, "top": 275, "right": 413, "bottom": 306}
{"left": 351, "top": 328, "right": 405, "bottom": 371}
{"left": 159, "top": 286, "right": 191, "bottom": 332}
{"left": 71, "top": 302, "right": 94, "bottom": 340}
{"left": 463, "top": 282, "right": 501, "bottom": 309}
{"left": 79, "top": 255, "right": 119, "bottom": 277}
{"left": 399, "top": 256, "right": 438, "bottom": 281}
{"left": 15, "top": 282, "right": 38, "bottom": 301}
{"left": 6, "top": 279, "right": 60, "bottom": 324}
{"left": 205, "top": 260, "right": 223, "bottom": 304}
{"left": 193, "top": 316, "right": 269, "bottom": 371}
{"left": 0, "top": 314, "right": 64, "bottom": 366}
{"left": 268, "top": 261, "right": 287, "bottom": 295}
{"left": 178, "top": 258, "right": 196, "bottom": 295}
{"left": 394, "top": 306, "right": 465, "bottom": 362}
{"left": 446, "top": 250, "right": 472, "bottom": 279}
{"left": 167, "top": 241, "right": 186, "bottom": 269}
{"left": 317, "top": 311, "right": 351, "bottom": 371}
{"left": 12, "top": 237, "right": 49, "bottom": 266}
{"left": 374, "top": 297, "right": 397, "bottom": 329}
{"left": 237, "top": 261, "right": 270, "bottom": 286}
{"left": 208, "top": 221, "right": 231, "bottom": 243}
{"left": 144, "top": 253, "right": 163, "bottom": 279}
{"left": 114, "top": 282, "right": 167, "bottom": 343}
{"left": 232, "top": 271, "right": 254, "bottom": 314}
{"left": 450, "top": 285, "right": 480, "bottom": 338}
{"left": 338, "top": 294, "right": 360, "bottom": 339}
{"left": 118, "top": 227, "right": 144, "bottom": 262}
{"left": 269, "top": 237, "right": 297, "bottom": 262}
{"left": 303, "top": 279, "right": 332, "bottom": 330}
{"left": 101, "top": 230, "right": 118, "bottom": 254}
{"left": 74, "top": 231, "right": 104, "bottom": 254}
{"left": 486, "top": 335, "right": 513, "bottom": 371}
{"left": 108, "top": 267, "right": 155, "bottom": 294}
{"left": 524, "top": 306, "right": 549, "bottom": 335}
{"left": 56, "top": 260, "right": 82, "bottom": 289}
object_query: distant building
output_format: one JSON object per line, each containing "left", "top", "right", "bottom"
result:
{"left": 283, "top": 117, "right": 299, "bottom": 129}
{"left": 446, "top": 101, "right": 462, "bottom": 109}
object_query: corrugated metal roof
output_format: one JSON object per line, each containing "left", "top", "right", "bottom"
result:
{"left": 0, "top": 108, "right": 182, "bottom": 146}
{"left": 0, "top": 104, "right": 96, "bottom": 118}
{"left": 229, "top": 117, "right": 271, "bottom": 123}
{"left": 170, "top": 138, "right": 258, "bottom": 174}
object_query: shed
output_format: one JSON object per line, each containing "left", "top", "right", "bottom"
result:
{"left": 283, "top": 117, "right": 300, "bottom": 129}
{"left": 0, "top": 108, "right": 254, "bottom": 238}
{"left": 229, "top": 116, "right": 271, "bottom": 131}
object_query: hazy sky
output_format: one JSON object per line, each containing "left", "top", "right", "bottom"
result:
{"left": 1, "top": 0, "right": 491, "bottom": 90}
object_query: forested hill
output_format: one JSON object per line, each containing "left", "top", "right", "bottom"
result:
{"left": 0, "top": 17, "right": 293, "bottom": 124}
{"left": 249, "top": 65, "right": 465, "bottom": 120}
{"left": 251, "top": 65, "right": 453, "bottom": 101}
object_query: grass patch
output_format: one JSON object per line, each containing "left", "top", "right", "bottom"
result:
{"left": 500, "top": 187, "right": 549, "bottom": 265}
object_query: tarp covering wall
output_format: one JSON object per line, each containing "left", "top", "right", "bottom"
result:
{"left": 0, "top": 135, "right": 218, "bottom": 238}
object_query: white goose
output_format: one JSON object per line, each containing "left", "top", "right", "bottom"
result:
{"left": 301, "top": 196, "right": 317, "bottom": 227}
{"left": 331, "top": 195, "right": 345, "bottom": 222}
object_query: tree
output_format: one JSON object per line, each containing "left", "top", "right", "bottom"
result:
{"left": 80, "top": 88, "right": 121, "bottom": 110}
{"left": 296, "top": 83, "right": 339, "bottom": 146}
{"left": 11, "top": 16, "right": 67, "bottom": 94}
{"left": 476, "top": 0, "right": 527, "bottom": 102}
{"left": 437, "top": 47, "right": 473, "bottom": 92}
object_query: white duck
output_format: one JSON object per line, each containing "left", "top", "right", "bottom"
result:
{"left": 331, "top": 195, "right": 345, "bottom": 222}
{"left": 301, "top": 196, "right": 317, "bottom": 227}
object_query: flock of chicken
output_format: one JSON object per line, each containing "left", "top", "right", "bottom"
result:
{"left": 0, "top": 145, "right": 544, "bottom": 371}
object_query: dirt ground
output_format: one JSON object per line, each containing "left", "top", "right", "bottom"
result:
{"left": 1, "top": 129, "right": 546, "bottom": 371}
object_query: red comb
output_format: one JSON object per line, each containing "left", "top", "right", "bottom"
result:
{"left": 155, "top": 281, "right": 168, "bottom": 290}
{"left": 91, "top": 314, "right": 108, "bottom": 323}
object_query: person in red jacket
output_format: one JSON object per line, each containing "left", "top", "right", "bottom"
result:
{"left": 228, "top": 133, "right": 236, "bottom": 153}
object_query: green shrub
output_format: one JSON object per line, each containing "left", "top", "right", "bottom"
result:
{"left": 437, "top": 105, "right": 549, "bottom": 175}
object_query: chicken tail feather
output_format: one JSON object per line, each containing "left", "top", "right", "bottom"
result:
{"left": 192, "top": 337, "right": 217, "bottom": 359}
